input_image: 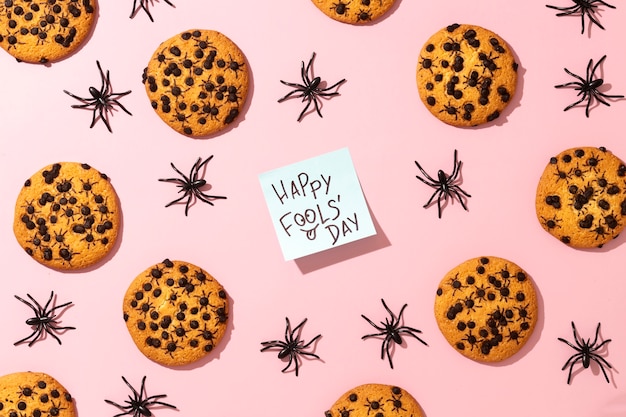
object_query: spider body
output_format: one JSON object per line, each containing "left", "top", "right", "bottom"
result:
{"left": 105, "top": 376, "right": 176, "bottom": 417}
{"left": 546, "top": 0, "right": 616, "bottom": 34}
{"left": 414, "top": 149, "right": 471, "bottom": 218}
{"left": 361, "top": 299, "right": 427, "bottom": 369}
{"left": 14, "top": 291, "right": 75, "bottom": 347}
{"left": 555, "top": 55, "right": 624, "bottom": 117}
{"left": 558, "top": 321, "right": 612, "bottom": 384}
{"left": 260, "top": 317, "right": 322, "bottom": 376}
{"left": 131, "top": 0, "right": 175, "bottom": 22}
{"left": 158, "top": 156, "right": 227, "bottom": 216}
{"left": 278, "top": 52, "right": 346, "bottom": 122}
{"left": 63, "top": 61, "right": 132, "bottom": 133}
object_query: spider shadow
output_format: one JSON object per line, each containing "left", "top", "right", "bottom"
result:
{"left": 162, "top": 293, "right": 235, "bottom": 371}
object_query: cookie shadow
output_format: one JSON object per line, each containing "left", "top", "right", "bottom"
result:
{"left": 295, "top": 201, "right": 390, "bottom": 274}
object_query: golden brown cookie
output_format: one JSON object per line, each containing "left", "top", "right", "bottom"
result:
{"left": 434, "top": 256, "right": 538, "bottom": 362}
{"left": 142, "top": 29, "right": 249, "bottom": 137}
{"left": 536, "top": 146, "right": 626, "bottom": 248}
{"left": 0, "top": 372, "right": 76, "bottom": 417}
{"left": 123, "top": 259, "right": 229, "bottom": 366}
{"left": 416, "top": 23, "right": 518, "bottom": 127}
{"left": 310, "top": 0, "right": 395, "bottom": 24}
{"left": 13, "top": 162, "right": 120, "bottom": 270}
{"left": 0, "top": 0, "right": 97, "bottom": 64}
{"left": 325, "top": 384, "right": 424, "bottom": 417}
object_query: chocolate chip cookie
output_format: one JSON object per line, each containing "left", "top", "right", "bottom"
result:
{"left": 142, "top": 29, "right": 249, "bottom": 137}
{"left": 416, "top": 23, "right": 518, "bottom": 126}
{"left": 0, "top": 0, "right": 97, "bottom": 64}
{"left": 310, "top": 0, "right": 396, "bottom": 24}
{"left": 123, "top": 259, "right": 230, "bottom": 366}
{"left": 325, "top": 384, "right": 424, "bottom": 417}
{"left": 434, "top": 256, "right": 538, "bottom": 362}
{"left": 536, "top": 146, "right": 626, "bottom": 248}
{"left": 0, "top": 372, "right": 76, "bottom": 417}
{"left": 13, "top": 162, "right": 120, "bottom": 270}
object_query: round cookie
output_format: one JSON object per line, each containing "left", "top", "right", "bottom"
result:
{"left": 0, "top": 372, "right": 76, "bottom": 417}
{"left": 0, "top": 0, "right": 97, "bottom": 64}
{"left": 142, "top": 29, "right": 249, "bottom": 137}
{"left": 324, "top": 384, "right": 424, "bottom": 417}
{"left": 536, "top": 146, "right": 626, "bottom": 248}
{"left": 310, "top": 0, "right": 395, "bottom": 24}
{"left": 13, "top": 162, "right": 120, "bottom": 270}
{"left": 123, "top": 259, "right": 229, "bottom": 366}
{"left": 434, "top": 256, "right": 538, "bottom": 362}
{"left": 416, "top": 23, "right": 518, "bottom": 127}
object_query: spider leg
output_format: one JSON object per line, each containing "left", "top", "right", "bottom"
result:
{"left": 414, "top": 161, "right": 439, "bottom": 185}
{"left": 95, "top": 104, "right": 113, "bottom": 133}
{"left": 296, "top": 97, "right": 313, "bottom": 122}
{"left": 310, "top": 95, "right": 324, "bottom": 118}
{"left": 562, "top": 92, "right": 589, "bottom": 113}
{"left": 319, "top": 78, "right": 346, "bottom": 92}
{"left": 109, "top": 97, "right": 134, "bottom": 116}
{"left": 450, "top": 188, "right": 470, "bottom": 211}
{"left": 398, "top": 327, "right": 428, "bottom": 346}
{"left": 590, "top": 355, "right": 613, "bottom": 383}
{"left": 144, "top": 395, "right": 177, "bottom": 410}
{"left": 13, "top": 327, "right": 41, "bottom": 346}
{"left": 563, "top": 354, "right": 584, "bottom": 384}
{"left": 303, "top": 53, "right": 316, "bottom": 86}
{"left": 300, "top": 333, "right": 322, "bottom": 350}
{"left": 382, "top": 336, "right": 395, "bottom": 369}
{"left": 194, "top": 189, "right": 227, "bottom": 206}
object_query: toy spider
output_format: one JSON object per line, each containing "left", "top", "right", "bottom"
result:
{"left": 414, "top": 149, "right": 471, "bottom": 218}
{"left": 158, "top": 156, "right": 227, "bottom": 216}
{"left": 558, "top": 321, "right": 612, "bottom": 384}
{"left": 361, "top": 299, "right": 427, "bottom": 369}
{"left": 546, "top": 0, "right": 616, "bottom": 34}
{"left": 260, "top": 317, "right": 322, "bottom": 376}
{"left": 105, "top": 376, "right": 176, "bottom": 417}
{"left": 278, "top": 52, "right": 346, "bottom": 122}
{"left": 63, "top": 60, "right": 132, "bottom": 133}
{"left": 554, "top": 55, "right": 624, "bottom": 117}
{"left": 14, "top": 291, "right": 75, "bottom": 347}
{"left": 130, "top": 0, "right": 174, "bottom": 22}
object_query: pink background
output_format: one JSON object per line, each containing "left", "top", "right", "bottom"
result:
{"left": 1, "top": 1, "right": 626, "bottom": 416}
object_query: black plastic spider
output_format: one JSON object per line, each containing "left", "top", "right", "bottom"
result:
{"left": 546, "top": 0, "right": 616, "bottom": 34}
{"left": 63, "top": 60, "right": 132, "bottom": 133}
{"left": 555, "top": 55, "right": 624, "bottom": 117}
{"left": 361, "top": 299, "right": 428, "bottom": 369}
{"left": 105, "top": 376, "right": 176, "bottom": 417}
{"left": 260, "top": 317, "right": 322, "bottom": 376}
{"left": 158, "top": 156, "right": 227, "bottom": 216}
{"left": 14, "top": 291, "right": 75, "bottom": 347}
{"left": 278, "top": 52, "right": 346, "bottom": 122}
{"left": 131, "top": 0, "right": 175, "bottom": 22}
{"left": 558, "top": 321, "right": 612, "bottom": 384}
{"left": 414, "top": 149, "right": 471, "bottom": 218}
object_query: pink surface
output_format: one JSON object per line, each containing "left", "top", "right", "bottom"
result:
{"left": 1, "top": 1, "right": 626, "bottom": 416}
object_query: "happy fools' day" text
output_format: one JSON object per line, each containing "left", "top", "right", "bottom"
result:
{"left": 271, "top": 172, "right": 359, "bottom": 245}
